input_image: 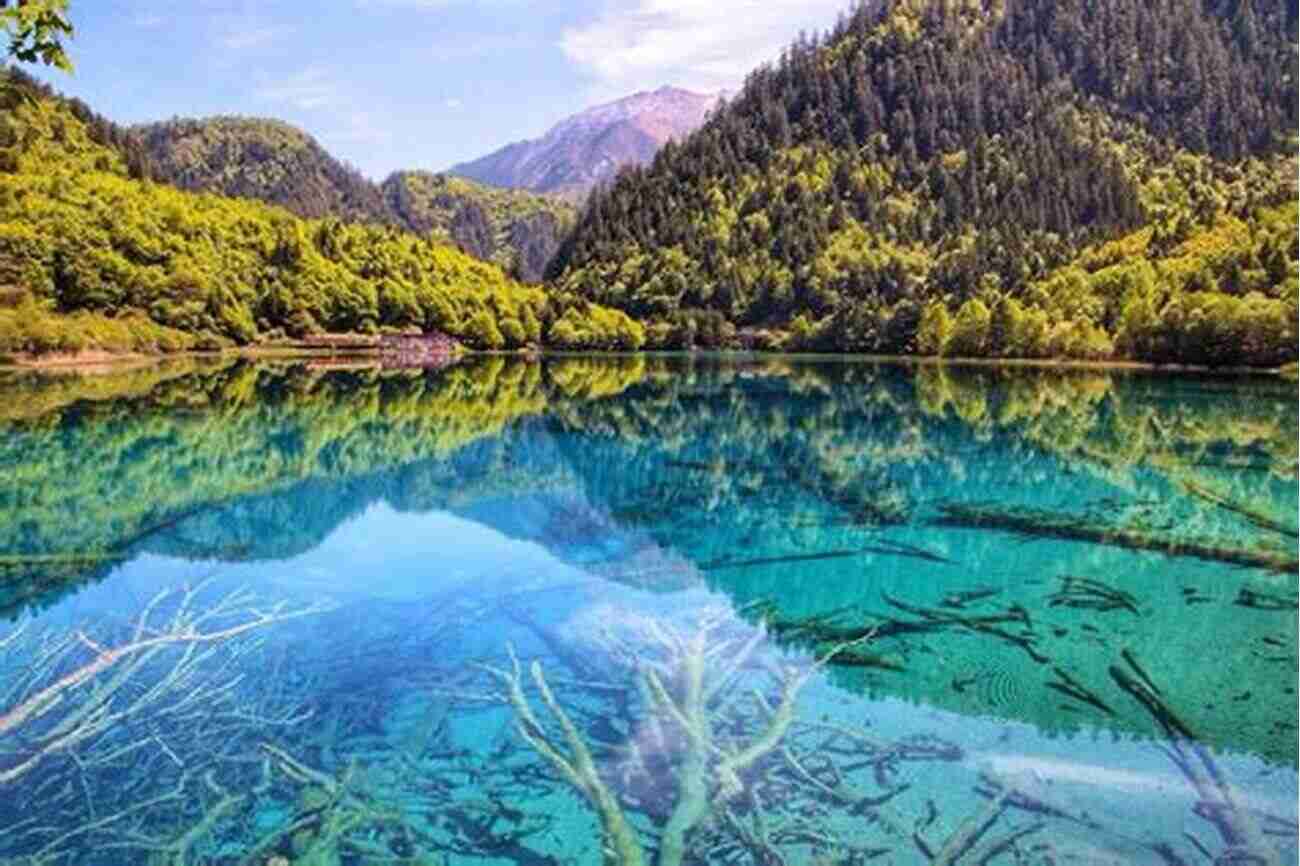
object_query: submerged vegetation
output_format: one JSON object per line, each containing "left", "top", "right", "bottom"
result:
{"left": 0, "top": 355, "right": 1294, "bottom": 862}
{"left": 0, "top": 356, "right": 1293, "bottom": 764}
{"left": 0, "top": 3, "right": 1294, "bottom": 863}
{"left": 2, "top": 579, "right": 1292, "bottom": 864}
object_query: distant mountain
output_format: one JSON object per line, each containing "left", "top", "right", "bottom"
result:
{"left": 381, "top": 171, "right": 575, "bottom": 282}
{"left": 134, "top": 117, "right": 572, "bottom": 281}
{"left": 134, "top": 117, "right": 393, "bottom": 225}
{"left": 450, "top": 86, "right": 723, "bottom": 199}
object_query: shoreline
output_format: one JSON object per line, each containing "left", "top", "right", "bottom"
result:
{"left": 0, "top": 345, "right": 1294, "bottom": 378}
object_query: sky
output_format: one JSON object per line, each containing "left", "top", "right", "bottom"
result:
{"left": 32, "top": 0, "right": 849, "bottom": 179}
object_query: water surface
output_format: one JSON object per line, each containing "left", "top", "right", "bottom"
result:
{"left": 0, "top": 355, "right": 1295, "bottom": 865}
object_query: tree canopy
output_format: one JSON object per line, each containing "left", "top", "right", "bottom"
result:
{"left": 1, "top": 0, "right": 73, "bottom": 71}
{"left": 552, "top": 0, "right": 1298, "bottom": 366}
{"left": 0, "top": 77, "right": 644, "bottom": 356}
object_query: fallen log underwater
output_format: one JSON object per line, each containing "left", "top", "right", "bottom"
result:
{"left": 930, "top": 503, "right": 1298, "bottom": 575}
{"left": 1178, "top": 479, "right": 1298, "bottom": 541}
{"left": 700, "top": 539, "right": 954, "bottom": 573}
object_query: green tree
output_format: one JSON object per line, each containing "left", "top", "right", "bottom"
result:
{"left": 915, "top": 300, "right": 952, "bottom": 355}
{"left": 2, "top": 0, "right": 73, "bottom": 71}
{"left": 947, "top": 299, "right": 992, "bottom": 358}
{"left": 465, "top": 309, "right": 505, "bottom": 350}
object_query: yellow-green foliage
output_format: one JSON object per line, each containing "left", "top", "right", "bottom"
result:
{"left": 553, "top": 0, "right": 1296, "bottom": 369}
{"left": 558, "top": 125, "right": 1297, "bottom": 365}
{"left": 1026, "top": 200, "right": 1299, "bottom": 367}
{"left": 0, "top": 354, "right": 655, "bottom": 614}
{"left": 0, "top": 89, "right": 643, "bottom": 355}
{"left": 379, "top": 169, "right": 574, "bottom": 270}
{"left": 696, "top": 134, "right": 1293, "bottom": 364}
{"left": 0, "top": 295, "right": 193, "bottom": 355}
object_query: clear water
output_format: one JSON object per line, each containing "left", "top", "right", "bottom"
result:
{"left": 0, "top": 355, "right": 1295, "bottom": 866}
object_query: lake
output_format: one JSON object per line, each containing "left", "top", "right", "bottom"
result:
{"left": 0, "top": 354, "right": 1295, "bottom": 865}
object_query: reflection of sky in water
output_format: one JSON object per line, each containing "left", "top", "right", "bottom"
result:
{"left": 45, "top": 496, "right": 1292, "bottom": 864}
{"left": 1, "top": 358, "right": 1295, "bottom": 865}
{"left": 255, "top": 503, "right": 589, "bottom": 601}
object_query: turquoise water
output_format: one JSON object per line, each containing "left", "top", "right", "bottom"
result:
{"left": 0, "top": 355, "right": 1295, "bottom": 865}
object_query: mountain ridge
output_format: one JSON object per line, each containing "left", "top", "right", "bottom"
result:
{"left": 134, "top": 116, "right": 391, "bottom": 225}
{"left": 0, "top": 74, "right": 647, "bottom": 356}
{"left": 132, "top": 115, "right": 574, "bottom": 281}
{"left": 551, "top": 0, "right": 1298, "bottom": 367}
{"left": 450, "top": 86, "right": 723, "bottom": 199}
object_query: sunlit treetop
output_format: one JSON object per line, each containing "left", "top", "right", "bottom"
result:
{"left": 1, "top": 0, "right": 73, "bottom": 71}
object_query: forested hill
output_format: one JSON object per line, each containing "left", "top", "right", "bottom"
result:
{"left": 552, "top": 0, "right": 1299, "bottom": 367}
{"left": 381, "top": 171, "right": 576, "bottom": 283}
{"left": 0, "top": 80, "right": 645, "bottom": 356}
{"left": 135, "top": 117, "right": 392, "bottom": 225}
{"left": 132, "top": 117, "right": 573, "bottom": 282}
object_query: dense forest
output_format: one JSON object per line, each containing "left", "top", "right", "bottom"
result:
{"left": 135, "top": 117, "right": 392, "bottom": 224}
{"left": 135, "top": 117, "right": 575, "bottom": 282}
{"left": 1, "top": 0, "right": 1296, "bottom": 366}
{"left": 382, "top": 171, "right": 575, "bottom": 282}
{"left": 0, "top": 71, "right": 644, "bottom": 356}
{"left": 552, "top": 0, "right": 1299, "bottom": 366}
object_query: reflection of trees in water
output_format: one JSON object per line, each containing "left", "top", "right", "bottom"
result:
{"left": 0, "top": 355, "right": 1295, "bottom": 863}
{"left": 1, "top": 357, "right": 1295, "bottom": 759}
{"left": 547, "top": 360, "right": 1295, "bottom": 577}
{"left": 525, "top": 361, "right": 1297, "bottom": 767}
{"left": 3, "top": 357, "right": 1290, "bottom": 587}
{"left": 0, "top": 357, "right": 645, "bottom": 618}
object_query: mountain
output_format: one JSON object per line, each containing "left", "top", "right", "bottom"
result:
{"left": 0, "top": 72, "right": 645, "bottom": 357}
{"left": 552, "top": 0, "right": 1298, "bottom": 368}
{"left": 132, "top": 117, "right": 572, "bottom": 282}
{"left": 381, "top": 171, "right": 575, "bottom": 282}
{"left": 450, "top": 86, "right": 723, "bottom": 199}
{"left": 134, "top": 116, "right": 393, "bottom": 225}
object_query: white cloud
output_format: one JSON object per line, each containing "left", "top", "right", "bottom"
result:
{"left": 254, "top": 66, "right": 338, "bottom": 110}
{"left": 444, "top": 98, "right": 464, "bottom": 110}
{"left": 561, "top": 0, "right": 846, "bottom": 97}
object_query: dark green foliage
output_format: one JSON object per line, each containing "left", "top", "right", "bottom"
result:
{"left": 552, "top": 0, "right": 1298, "bottom": 365}
{"left": 381, "top": 171, "right": 575, "bottom": 283}
{"left": 135, "top": 117, "right": 391, "bottom": 224}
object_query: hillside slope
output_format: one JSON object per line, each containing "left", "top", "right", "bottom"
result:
{"left": 381, "top": 171, "right": 575, "bottom": 282}
{"left": 0, "top": 83, "right": 644, "bottom": 356}
{"left": 133, "top": 116, "right": 571, "bottom": 281}
{"left": 552, "top": 0, "right": 1298, "bottom": 366}
{"left": 451, "top": 86, "right": 721, "bottom": 199}
{"left": 135, "top": 117, "right": 392, "bottom": 224}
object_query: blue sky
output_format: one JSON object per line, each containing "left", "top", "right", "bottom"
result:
{"left": 32, "top": 1, "right": 849, "bottom": 179}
